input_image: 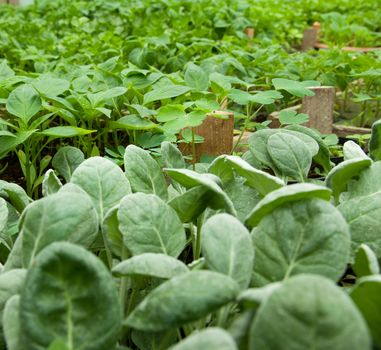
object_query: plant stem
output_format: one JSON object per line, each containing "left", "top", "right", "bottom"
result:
{"left": 191, "top": 128, "right": 196, "bottom": 170}
{"left": 195, "top": 212, "right": 204, "bottom": 260}
{"left": 119, "top": 245, "right": 129, "bottom": 313}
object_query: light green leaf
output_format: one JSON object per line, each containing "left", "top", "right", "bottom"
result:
{"left": 202, "top": 214, "right": 254, "bottom": 289}
{"left": 52, "top": 146, "right": 84, "bottom": 183}
{"left": 144, "top": 85, "right": 190, "bottom": 105}
{"left": 0, "top": 180, "right": 30, "bottom": 213}
{"left": 20, "top": 191, "right": 99, "bottom": 267}
{"left": 125, "top": 271, "right": 239, "bottom": 331}
{"left": 268, "top": 132, "right": 312, "bottom": 182}
{"left": 245, "top": 183, "right": 331, "bottom": 228}
{"left": 6, "top": 84, "right": 41, "bottom": 124}
{"left": 110, "top": 115, "right": 157, "bottom": 131}
{"left": 279, "top": 110, "right": 309, "bottom": 125}
{"left": 343, "top": 141, "right": 369, "bottom": 161}
{"left": 353, "top": 244, "right": 380, "bottom": 278}
{"left": 325, "top": 158, "right": 372, "bottom": 203}
{"left": 350, "top": 275, "right": 381, "bottom": 347}
{"left": 156, "top": 105, "right": 186, "bottom": 123}
{"left": 112, "top": 253, "right": 189, "bottom": 279}
{"left": 71, "top": 156, "right": 131, "bottom": 219}
{"left": 118, "top": 193, "right": 186, "bottom": 257}
{"left": 249, "top": 274, "right": 371, "bottom": 350}
{"left": 33, "top": 75, "right": 70, "bottom": 97}
{"left": 272, "top": 78, "right": 320, "bottom": 97}
{"left": 160, "top": 141, "right": 185, "bottom": 169}
{"left": 164, "top": 168, "right": 236, "bottom": 216}
{"left": 39, "top": 126, "right": 96, "bottom": 138}
{"left": 169, "top": 328, "right": 237, "bottom": 350}
{"left": 251, "top": 199, "right": 350, "bottom": 286}
{"left": 124, "top": 145, "right": 168, "bottom": 200}
{"left": 42, "top": 169, "right": 62, "bottom": 197}
{"left": 237, "top": 283, "right": 282, "bottom": 309}
{"left": 339, "top": 192, "right": 381, "bottom": 259}
{"left": 20, "top": 242, "right": 122, "bottom": 350}
{"left": 3, "top": 295, "right": 21, "bottom": 350}
{"left": 250, "top": 90, "right": 283, "bottom": 105}
{"left": 184, "top": 63, "right": 209, "bottom": 91}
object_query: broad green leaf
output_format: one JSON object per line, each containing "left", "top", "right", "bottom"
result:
{"left": 160, "top": 141, "right": 185, "bottom": 169}
{"left": 343, "top": 140, "right": 369, "bottom": 161}
{"left": 228, "top": 89, "right": 252, "bottom": 105}
{"left": 33, "top": 75, "right": 70, "bottom": 97}
{"left": 345, "top": 161, "right": 381, "bottom": 199}
{"left": 0, "top": 61, "right": 14, "bottom": 80}
{"left": 224, "top": 178, "right": 262, "bottom": 222}
{"left": 279, "top": 110, "right": 309, "bottom": 125}
{"left": 3, "top": 295, "right": 21, "bottom": 350}
{"left": 184, "top": 63, "right": 209, "bottom": 91}
{"left": 369, "top": 119, "right": 381, "bottom": 161}
{"left": 0, "top": 180, "right": 30, "bottom": 213}
{"left": 118, "top": 193, "right": 186, "bottom": 257}
{"left": 168, "top": 328, "right": 237, "bottom": 350}
{"left": 6, "top": 84, "right": 41, "bottom": 124}
{"left": 210, "top": 155, "right": 284, "bottom": 196}
{"left": 112, "top": 253, "right": 188, "bottom": 279}
{"left": 339, "top": 192, "right": 381, "bottom": 259}
{"left": 39, "top": 126, "right": 96, "bottom": 138}
{"left": 202, "top": 214, "right": 254, "bottom": 289}
{"left": 124, "top": 145, "right": 168, "bottom": 200}
{"left": 52, "top": 146, "right": 84, "bottom": 183}
{"left": 20, "top": 242, "right": 122, "bottom": 350}
{"left": 42, "top": 169, "right": 62, "bottom": 197}
{"left": 102, "top": 205, "right": 123, "bottom": 258}
{"left": 245, "top": 183, "right": 331, "bottom": 228}
{"left": 250, "top": 90, "right": 283, "bottom": 105}
{"left": 87, "top": 87, "right": 127, "bottom": 107}
{"left": 353, "top": 244, "right": 380, "bottom": 278}
{"left": 285, "top": 124, "right": 332, "bottom": 173}
{"left": 325, "top": 158, "right": 372, "bottom": 203}
{"left": 268, "top": 132, "right": 312, "bottom": 182}
{"left": 71, "top": 156, "right": 131, "bottom": 219}
{"left": 47, "top": 340, "right": 70, "bottom": 350}
{"left": 143, "top": 85, "right": 190, "bottom": 105}
{"left": 251, "top": 199, "right": 350, "bottom": 286}
{"left": 20, "top": 191, "right": 99, "bottom": 267}
{"left": 0, "top": 130, "right": 36, "bottom": 160}
{"left": 0, "top": 269, "right": 26, "bottom": 327}
{"left": 272, "top": 78, "right": 320, "bottom": 97}
{"left": 164, "top": 168, "right": 236, "bottom": 216}
{"left": 249, "top": 274, "right": 371, "bottom": 350}
{"left": 351, "top": 276, "right": 381, "bottom": 347}
{"left": 168, "top": 186, "right": 211, "bottom": 222}
{"left": 110, "top": 115, "right": 157, "bottom": 131}
{"left": 125, "top": 271, "right": 239, "bottom": 331}
{"left": 156, "top": 105, "right": 185, "bottom": 123}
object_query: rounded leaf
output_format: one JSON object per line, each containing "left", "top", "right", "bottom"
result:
{"left": 71, "top": 156, "right": 131, "bottom": 219}
{"left": 118, "top": 193, "right": 186, "bottom": 257}
{"left": 20, "top": 242, "right": 122, "bottom": 350}
{"left": 249, "top": 274, "right": 371, "bottom": 350}
{"left": 169, "top": 328, "right": 237, "bottom": 350}
{"left": 202, "top": 214, "right": 254, "bottom": 289}
{"left": 112, "top": 253, "right": 189, "bottom": 279}
{"left": 251, "top": 199, "right": 350, "bottom": 286}
{"left": 126, "top": 271, "right": 239, "bottom": 331}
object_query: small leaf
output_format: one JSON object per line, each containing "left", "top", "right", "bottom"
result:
{"left": 168, "top": 328, "right": 237, "bottom": 350}
{"left": 124, "top": 145, "right": 168, "bottom": 200}
{"left": 118, "top": 193, "right": 186, "bottom": 257}
{"left": 39, "top": 126, "right": 96, "bottom": 138}
{"left": 245, "top": 183, "right": 331, "bottom": 228}
{"left": 52, "top": 146, "right": 84, "bottom": 183}
{"left": 272, "top": 78, "right": 320, "bottom": 97}
{"left": 279, "top": 110, "right": 309, "bottom": 125}
{"left": 184, "top": 63, "right": 209, "bottom": 91}
{"left": 6, "top": 84, "right": 41, "bottom": 124}
{"left": 343, "top": 141, "right": 369, "bottom": 160}
{"left": 112, "top": 253, "right": 189, "bottom": 279}
{"left": 249, "top": 274, "right": 371, "bottom": 350}
{"left": 202, "top": 214, "right": 254, "bottom": 289}
{"left": 353, "top": 244, "right": 380, "bottom": 278}
{"left": 369, "top": 119, "right": 381, "bottom": 161}
{"left": 125, "top": 271, "right": 239, "bottom": 331}
{"left": 110, "top": 115, "right": 157, "bottom": 131}
{"left": 144, "top": 85, "right": 190, "bottom": 105}
{"left": 42, "top": 169, "right": 62, "bottom": 196}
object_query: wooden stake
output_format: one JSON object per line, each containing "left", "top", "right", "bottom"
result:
{"left": 180, "top": 111, "right": 234, "bottom": 162}
{"left": 302, "top": 26, "right": 318, "bottom": 51}
{"left": 301, "top": 86, "right": 335, "bottom": 134}
{"left": 244, "top": 27, "right": 255, "bottom": 39}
